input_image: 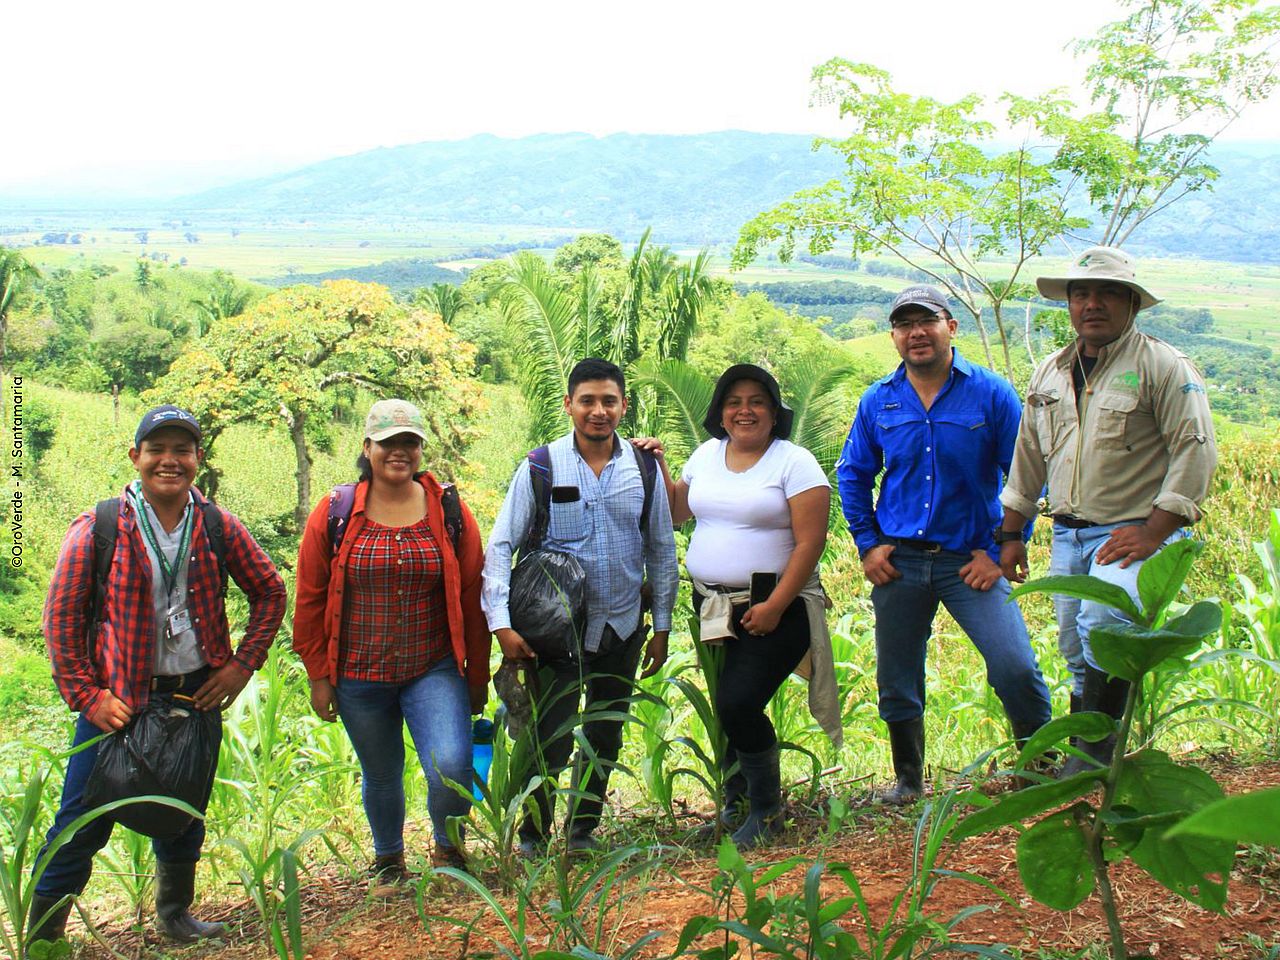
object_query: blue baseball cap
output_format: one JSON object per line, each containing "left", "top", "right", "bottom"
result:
{"left": 134, "top": 405, "right": 202, "bottom": 447}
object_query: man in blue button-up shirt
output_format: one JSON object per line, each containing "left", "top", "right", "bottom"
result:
{"left": 836, "top": 286, "right": 1051, "bottom": 804}
{"left": 483, "top": 358, "right": 678, "bottom": 854}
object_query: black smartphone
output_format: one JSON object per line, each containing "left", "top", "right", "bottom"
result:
{"left": 749, "top": 571, "right": 778, "bottom": 607}
{"left": 550, "top": 485, "right": 581, "bottom": 503}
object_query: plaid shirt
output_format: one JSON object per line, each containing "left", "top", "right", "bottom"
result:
{"left": 43, "top": 485, "right": 287, "bottom": 714}
{"left": 339, "top": 517, "right": 449, "bottom": 682}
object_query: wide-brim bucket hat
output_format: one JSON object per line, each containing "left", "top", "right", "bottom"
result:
{"left": 703, "top": 363, "right": 794, "bottom": 440}
{"left": 1036, "top": 245, "right": 1160, "bottom": 312}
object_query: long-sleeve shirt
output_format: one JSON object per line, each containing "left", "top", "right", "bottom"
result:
{"left": 1000, "top": 323, "right": 1217, "bottom": 524}
{"left": 43, "top": 485, "right": 286, "bottom": 715}
{"left": 482, "top": 432, "right": 678, "bottom": 653}
{"left": 292, "top": 475, "right": 491, "bottom": 696}
{"left": 836, "top": 349, "right": 1023, "bottom": 559}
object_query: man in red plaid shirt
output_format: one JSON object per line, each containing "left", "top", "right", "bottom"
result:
{"left": 29, "top": 405, "right": 285, "bottom": 952}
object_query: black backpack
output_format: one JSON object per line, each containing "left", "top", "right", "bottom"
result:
{"left": 88, "top": 497, "right": 228, "bottom": 636}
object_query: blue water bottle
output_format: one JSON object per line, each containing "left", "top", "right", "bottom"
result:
{"left": 471, "top": 718, "right": 495, "bottom": 800}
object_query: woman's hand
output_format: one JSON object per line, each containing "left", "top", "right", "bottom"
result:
{"left": 741, "top": 600, "right": 783, "bottom": 636}
{"left": 629, "top": 437, "right": 665, "bottom": 460}
{"left": 309, "top": 678, "right": 338, "bottom": 722}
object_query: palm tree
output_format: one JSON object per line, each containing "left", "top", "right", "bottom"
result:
{"left": 190, "top": 273, "right": 252, "bottom": 338}
{"left": 416, "top": 282, "right": 472, "bottom": 326}
{"left": 0, "top": 247, "right": 39, "bottom": 367}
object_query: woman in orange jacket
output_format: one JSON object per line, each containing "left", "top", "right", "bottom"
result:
{"left": 293, "top": 399, "right": 490, "bottom": 893}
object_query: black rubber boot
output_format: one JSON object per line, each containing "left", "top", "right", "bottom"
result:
{"left": 730, "top": 743, "right": 783, "bottom": 849}
{"left": 694, "top": 746, "right": 748, "bottom": 843}
{"left": 1060, "top": 666, "right": 1130, "bottom": 778}
{"left": 879, "top": 718, "right": 925, "bottom": 805}
{"left": 155, "top": 861, "right": 226, "bottom": 943}
{"left": 26, "top": 893, "right": 73, "bottom": 955}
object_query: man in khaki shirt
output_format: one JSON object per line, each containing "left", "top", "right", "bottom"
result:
{"left": 997, "top": 246, "right": 1216, "bottom": 773}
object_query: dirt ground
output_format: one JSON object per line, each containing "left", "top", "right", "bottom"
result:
{"left": 72, "top": 760, "right": 1280, "bottom": 960}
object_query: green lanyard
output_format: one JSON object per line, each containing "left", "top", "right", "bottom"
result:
{"left": 130, "top": 482, "right": 194, "bottom": 598}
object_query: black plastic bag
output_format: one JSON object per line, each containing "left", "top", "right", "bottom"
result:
{"left": 508, "top": 548, "right": 586, "bottom": 661}
{"left": 83, "top": 697, "right": 222, "bottom": 840}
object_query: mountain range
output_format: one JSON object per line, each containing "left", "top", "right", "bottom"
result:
{"left": 30, "top": 132, "right": 1280, "bottom": 262}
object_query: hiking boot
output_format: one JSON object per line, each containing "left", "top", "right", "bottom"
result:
{"left": 878, "top": 718, "right": 925, "bottom": 805}
{"left": 730, "top": 743, "right": 784, "bottom": 849}
{"left": 1061, "top": 666, "right": 1130, "bottom": 779}
{"left": 26, "top": 893, "right": 73, "bottom": 956}
{"left": 430, "top": 844, "right": 468, "bottom": 873}
{"left": 368, "top": 853, "right": 411, "bottom": 898}
{"left": 567, "top": 832, "right": 602, "bottom": 855}
{"left": 155, "top": 861, "right": 226, "bottom": 942}
{"left": 517, "top": 837, "right": 547, "bottom": 860}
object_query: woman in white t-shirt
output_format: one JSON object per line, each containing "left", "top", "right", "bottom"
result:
{"left": 636, "top": 364, "right": 830, "bottom": 848}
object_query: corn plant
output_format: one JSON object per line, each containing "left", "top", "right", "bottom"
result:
{"left": 673, "top": 792, "right": 1014, "bottom": 960}
{"left": 664, "top": 631, "right": 732, "bottom": 838}
{"left": 0, "top": 746, "right": 198, "bottom": 960}
{"left": 956, "top": 539, "right": 1235, "bottom": 960}
{"left": 219, "top": 830, "right": 318, "bottom": 960}
{"left": 424, "top": 845, "right": 661, "bottom": 960}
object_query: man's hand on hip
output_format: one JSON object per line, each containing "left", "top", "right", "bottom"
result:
{"left": 1095, "top": 524, "right": 1166, "bottom": 568}
{"left": 959, "top": 550, "right": 1003, "bottom": 591}
{"left": 862, "top": 544, "right": 901, "bottom": 586}
{"left": 193, "top": 662, "right": 252, "bottom": 711}
{"left": 1000, "top": 541, "right": 1029, "bottom": 583}
{"left": 495, "top": 627, "right": 537, "bottom": 661}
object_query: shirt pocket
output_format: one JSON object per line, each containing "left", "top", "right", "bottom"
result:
{"left": 548, "top": 500, "right": 590, "bottom": 543}
{"left": 1094, "top": 392, "right": 1137, "bottom": 449}
{"left": 875, "top": 410, "right": 924, "bottom": 473}
{"left": 1027, "top": 391, "right": 1062, "bottom": 456}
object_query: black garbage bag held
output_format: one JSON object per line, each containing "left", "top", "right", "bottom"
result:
{"left": 83, "top": 697, "right": 222, "bottom": 840}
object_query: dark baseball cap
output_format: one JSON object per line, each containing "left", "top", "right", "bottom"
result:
{"left": 134, "top": 405, "right": 202, "bottom": 447}
{"left": 889, "top": 285, "right": 951, "bottom": 321}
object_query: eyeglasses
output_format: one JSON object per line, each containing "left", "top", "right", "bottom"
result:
{"left": 890, "top": 313, "right": 945, "bottom": 332}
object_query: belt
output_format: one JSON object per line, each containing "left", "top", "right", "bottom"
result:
{"left": 1052, "top": 515, "right": 1145, "bottom": 530}
{"left": 886, "top": 537, "right": 943, "bottom": 553}
{"left": 150, "top": 668, "right": 208, "bottom": 693}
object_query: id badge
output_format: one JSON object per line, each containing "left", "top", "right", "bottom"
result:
{"left": 166, "top": 607, "right": 193, "bottom": 640}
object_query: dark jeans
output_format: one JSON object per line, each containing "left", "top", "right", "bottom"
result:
{"left": 35, "top": 672, "right": 219, "bottom": 898}
{"left": 694, "top": 592, "right": 811, "bottom": 753}
{"left": 519, "top": 625, "right": 645, "bottom": 842}
{"left": 870, "top": 543, "right": 1052, "bottom": 727}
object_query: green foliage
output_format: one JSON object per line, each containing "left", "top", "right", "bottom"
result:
{"left": 1070, "top": 0, "right": 1280, "bottom": 246}
{"left": 967, "top": 540, "right": 1236, "bottom": 959}
{"left": 92, "top": 321, "right": 179, "bottom": 392}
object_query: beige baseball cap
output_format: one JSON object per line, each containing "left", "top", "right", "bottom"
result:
{"left": 1036, "top": 246, "right": 1160, "bottom": 311}
{"left": 363, "top": 399, "right": 428, "bottom": 443}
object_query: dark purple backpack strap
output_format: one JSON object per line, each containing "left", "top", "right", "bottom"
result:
{"left": 327, "top": 483, "right": 358, "bottom": 555}
{"left": 525, "top": 445, "right": 552, "bottom": 551}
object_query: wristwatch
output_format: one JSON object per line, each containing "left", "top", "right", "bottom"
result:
{"left": 992, "top": 528, "right": 1023, "bottom": 544}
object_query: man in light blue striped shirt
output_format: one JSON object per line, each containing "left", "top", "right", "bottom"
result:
{"left": 482, "top": 358, "right": 678, "bottom": 855}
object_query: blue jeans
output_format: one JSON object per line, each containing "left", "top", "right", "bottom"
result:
{"left": 335, "top": 657, "right": 472, "bottom": 855}
{"left": 35, "top": 679, "right": 215, "bottom": 898}
{"left": 870, "top": 544, "right": 1052, "bottom": 728}
{"left": 1049, "top": 522, "right": 1188, "bottom": 696}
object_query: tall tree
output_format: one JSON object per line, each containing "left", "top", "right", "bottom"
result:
{"left": 190, "top": 271, "right": 254, "bottom": 337}
{"left": 0, "top": 247, "right": 39, "bottom": 367}
{"left": 146, "top": 280, "right": 482, "bottom": 525}
{"left": 734, "top": 60, "right": 1087, "bottom": 380}
{"left": 1071, "top": 0, "right": 1280, "bottom": 247}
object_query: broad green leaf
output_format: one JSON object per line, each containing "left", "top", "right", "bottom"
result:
{"left": 1165, "top": 787, "right": 1280, "bottom": 847}
{"left": 955, "top": 773, "right": 1104, "bottom": 840}
{"left": 1016, "top": 813, "right": 1094, "bottom": 910}
{"left": 1090, "top": 605, "right": 1218, "bottom": 682}
{"left": 1114, "top": 750, "right": 1232, "bottom": 911}
{"left": 1010, "top": 575, "right": 1143, "bottom": 622}
{"left": 1016, "top": 713, "right": 1115, "bottom": 766}
{"left": 1136, "top": 539, "right": 1203, "bottom": 621}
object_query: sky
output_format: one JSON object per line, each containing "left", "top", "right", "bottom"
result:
{"left": 6, "top": 0, "right": 1279, "bottom": 197}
